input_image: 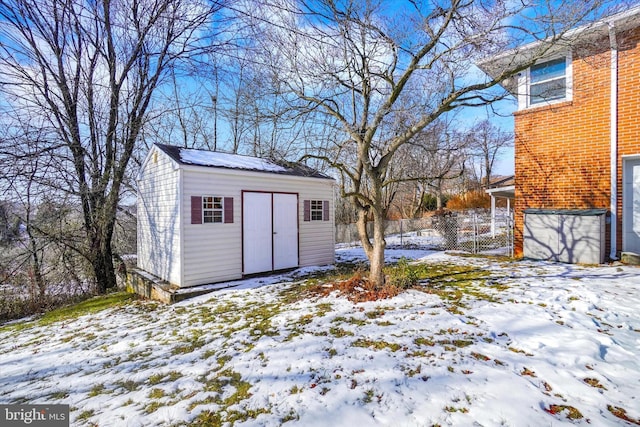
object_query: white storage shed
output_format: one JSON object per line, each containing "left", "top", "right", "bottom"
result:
{"left": 137, "top": 144, "right": 335, "bottom": 288}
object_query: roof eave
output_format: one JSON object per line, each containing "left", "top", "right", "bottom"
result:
{"left": 477, "top": 5, "right": 640, "bottom": 94}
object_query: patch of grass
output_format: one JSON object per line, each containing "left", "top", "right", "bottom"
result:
{"left": 295, "top": 314, "right": 314, "bottom": 326}
{"left": 362, "top": 388, "right": 375, "bottom": 404}
{"left": 329, "top": 327, "right": 354, "bottom": 338}
{"left": 414, "top": 337, "right": 435, "bottom": 346}
{"left": 545, "top": 404, "right": 583, "bottom": 420}
{"left": 148, "top": 374, "right": 164, "bottom": 386}
{"left": 2, "top": 292, "right": 135, "bottom": 332}
{"left": 76, "top": 410, "right": 95, "bottom": 421}
{"left": 48, "top": 390, "right": 69, "bottom": 400}
{"left": 343, "top": 317, "right": 368, "bottom": 326}
{"left": 315, "top": 303, "right": 334, "bottom": 316}
{"left": 352, "top": 338, "right": 402, "bottom": 352}
{"left": 197, "top": 368, "right": 253, "bottom": 407}
{"left": 508, "top": 347, "right": 533, "bottom": 356}
{"left": 126, "top": 348, "right": 153, "bottom": 362}
{"left": 520, "top": 367, "right": 536, "bottom": 377}
{"left": 88, "top": 383, "right": 107, "bottom": 397}
{"left": 437, "top": 339, "right": 474, "bottom": 348}
{"left": 375, "top": 320, "right": 394, "bottom": 326}
{"left": 172, "top": 330, "right": 207, "bottom": 355}
{"left": 583, "top": 378, "right": 607, "bottom": 390}
{"left": 245, "top": 303, "right": 282, "bottom": 337}
{"left": 281, "top": 408, "right": 299, "bottom": 423}
{"left": 364, "top": 308, "right": 387, "bottom": 319}
{"left": 148, "top": 388, "right": 165, "bottom": 399}
{"left": 215, "top": 356, "right": 231, "bottom": 371}
{"left": 411, "top": 262, "right": 501, "bottom": 312}
{"left": 607, "top": 405, "right": 640, "bottom": 425}
{"left": 203, "top": 349, "right": 217, "bottom": 359}
{"left": 444, "top": 406, "right": 469, "bottom": 413}
{"left": 470, "top": 352, "right": 491, "bottom": 361}
{"left": 145, "top": 401, "right": 163, "bottom": 414}
{"left": 290, "top": 385, "right": 302, "bottom": 394}
{"left": 196, "top": 302, "right": 239, "bottom": 324}
{"left": 404, "top": 364, "right": 422, "bottom": 377}
{"left": 115, "top": 380, "right": 140, "bottom": 393}
{"left": 192, "top": 407, "right": 271, "bottom": 427}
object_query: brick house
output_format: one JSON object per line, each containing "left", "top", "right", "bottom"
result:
{"left": 479, "top": 5, "right": 640, "bottom": 263}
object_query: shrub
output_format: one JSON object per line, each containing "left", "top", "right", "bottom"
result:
{"left": 446, "top": 190, "right": 490, "bottom": 210}
{"left": 385, "top": 257, "right": 419, "bottom": 290}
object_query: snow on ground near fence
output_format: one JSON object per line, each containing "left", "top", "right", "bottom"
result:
{"left": 0, "top": 237, "right": 639, "bottom": 426}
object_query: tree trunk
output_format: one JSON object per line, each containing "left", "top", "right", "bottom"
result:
{"left": 89, "top": 212, "right": 118, "bottom": 293}
{"left": 368, "top": 213, "right": 387, "bottom": 287}
{"left": 92, "top": 237, "right": 117, "bottom": 294}
{"left": 355, "top": 204, "right": 387, "bottom": 288}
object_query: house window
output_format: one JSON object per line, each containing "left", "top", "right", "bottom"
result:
{"left": 528, "top": 56, "right": 568, "bottom": 106}
{"left": 203, "top": 196, "right": 223, "bottom": 223}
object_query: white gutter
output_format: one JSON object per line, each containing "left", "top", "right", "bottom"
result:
{"left": 609, "top": 22, "right": 618, "bottom": 260}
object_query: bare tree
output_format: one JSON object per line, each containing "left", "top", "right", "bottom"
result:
{"left": 469, "top": 119, "right": 513, "bottom": 187}
{"left": 0, "top": 0, "right": 221, "bottom": 293}
{"left": 246, "top": 0, "right": 614, "bottom": 287}
{"left": 395, "top": 121, "right": 468, "bottom": 216}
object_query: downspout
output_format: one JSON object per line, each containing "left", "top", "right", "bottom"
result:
{"left": 608, "top": 22, "right": 618, "bottom": 260}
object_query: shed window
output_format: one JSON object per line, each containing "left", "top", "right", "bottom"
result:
{"left": 528, "top": 57, "right": 567, "bottom": 106}
{"left": 203, "top": 196, "right": 223, "bottom": 223}
{"left": 191, "top": 196, "right": 233, "bottom": 224}
{"left": 310, "top": 200, "right": 323, "bottom": 220}
{"left": 304, "top": 199, "right": 329, "bottom": 221}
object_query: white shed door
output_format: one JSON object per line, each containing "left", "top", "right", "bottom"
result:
{"left": 623, "top": 158, "right": 640, "bottom": 254}
{"left": 243, "top": 192, "right": 273, "bottom": 275}
{"left": 243, "top": 192, "right": 299, "bottom": 275}
{"left": 273, "top": 193, "right": 299, "bottom": 270}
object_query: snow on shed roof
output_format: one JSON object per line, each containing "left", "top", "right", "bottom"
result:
{"left": 155, "top": 144, "right": 332, "bottom": 179}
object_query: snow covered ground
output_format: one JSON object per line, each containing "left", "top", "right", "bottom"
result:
{"left": 1, "top": 240, "right": 639, "bottom": 426}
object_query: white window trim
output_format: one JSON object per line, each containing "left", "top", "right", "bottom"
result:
{"left": 518, "top": 52, "right": 572, "bottom": 110}
{"left": 203, "top": 195, "right": 224, "bottom": 224}
{"left": 310, "top": 200, "right": 324, "bottom": 221}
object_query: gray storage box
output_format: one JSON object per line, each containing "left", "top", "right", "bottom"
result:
{"left": 524, "top": 209, "right": 607, "bottom": 264}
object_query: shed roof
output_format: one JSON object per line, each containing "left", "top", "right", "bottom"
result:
{"left": 155, "top": 144, "right": 333, "bottom": 180}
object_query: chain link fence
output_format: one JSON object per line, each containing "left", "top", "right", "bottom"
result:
{"left": 336, "top": 209, "right": 514, "bottom": 257}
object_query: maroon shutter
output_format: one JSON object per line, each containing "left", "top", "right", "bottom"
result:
{"left": 303, "top": 200, "right": 310, "bottom": 221}
{"left": 323, "top": 200, "right": 329, "bottom": 221}
{"left": 191, "top": 196, "right": 202, "bottom": 224}
{"left": 224, "top": 197, "right": 233, "bottom": 223}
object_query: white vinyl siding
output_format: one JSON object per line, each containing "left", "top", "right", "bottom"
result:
{"left": 136, "top": 148, "right": 182, "bottom": 285}
{"left": 180, "top": 166, "right": 334, "bottom": 287}
{"left": 182, "top": 170, "right": 241, "bottom": 286}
